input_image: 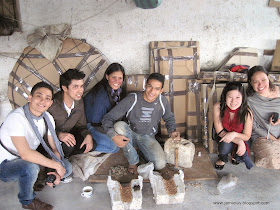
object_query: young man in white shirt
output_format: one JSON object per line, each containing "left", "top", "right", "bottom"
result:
{"left": 0, "top": 82, "right": 72, "bottom": 210}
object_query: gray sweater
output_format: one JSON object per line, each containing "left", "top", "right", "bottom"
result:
{"left": 102, "top": 92, "right": 176, "bottom": 139}
{"left": 248, "top": 92, "right": 280, "bottom": 141}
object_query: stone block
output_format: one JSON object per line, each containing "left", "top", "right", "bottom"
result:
{"left": 217, "top": 174, "right": 238, "bottom": 195}
{"left": 107, "top": 176, "right": 143, "bottom": 210}
{"left": 149, "top": 170, "right": 185, "bottom": 205}
{"left": 164, "top": 138, "right": 195, "bottom": 168}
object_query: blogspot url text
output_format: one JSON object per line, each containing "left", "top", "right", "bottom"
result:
{"left": 213, "top": 201, "right": 270, "bottom": 206}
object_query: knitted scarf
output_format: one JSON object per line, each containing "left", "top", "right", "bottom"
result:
{"left": 111, "top": 88, "right": 122, "bottom": 104}
{"left": 23, "top": 103, "right": 65, "bottom": 168}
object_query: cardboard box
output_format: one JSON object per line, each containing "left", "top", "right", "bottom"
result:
{"left": 201, "top": 84, "right": 225, "bottom": 153}
{"left": 186, "top": 79, "right": 203, "bottom": 144}
{"left": 158, "top": 47, "right": 200, "bottom": 78}
{"left": 198, "top": 70, "right": 280, "bottom": 84}
{"left": 149, "top": 41, "right": 199, "bottom": 73}
{"left": 198, "top": 71, "right": 248, "bottom": 83}
{"left": 158, "top": 47, "right": 200, "bottom": 139}
{"left": 160, "top": 79, "right": 188, "bottom": 139}
{"left": 126, "top": 74, "right": 149, "bottom": 93}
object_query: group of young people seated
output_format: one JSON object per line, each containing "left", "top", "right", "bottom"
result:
{"left": 0, "top": 64, "right": 279, "bottom": 210}
{"left": 0, "top": 63, "right": 180, "bottom": 210}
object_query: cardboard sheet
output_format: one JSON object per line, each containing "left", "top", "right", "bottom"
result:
{"left": 158, "top": 47, "right": 200, "bottom": 139}
{"left": 126, "top": 74, "right": 149, "bottom": 93}
{"left": 149, "top": 41, "right": 199, "bottom": 73}
{"left": 8, "top": 38, "right": 108, "bottom": 109}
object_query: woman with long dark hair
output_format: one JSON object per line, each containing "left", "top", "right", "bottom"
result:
{"left": 213, "top": 81, "right": 253, "bottom": 170}
{"left": 84, "top": 63, "right": 126, "bottom": 153}
{"left": 247, "top": 65, "right": 280, "bottom": 169}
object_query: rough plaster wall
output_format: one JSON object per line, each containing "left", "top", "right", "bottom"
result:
{"left": 0, "top": 0, "right": 279, "bottom": 122}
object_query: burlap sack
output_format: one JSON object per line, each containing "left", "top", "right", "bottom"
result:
{"left": 252, "top": 137, "right": 280, "bottom": 169}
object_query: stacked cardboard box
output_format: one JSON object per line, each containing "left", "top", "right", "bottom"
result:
{"left": 149, "top": 41, "right": 199, "bottom": 73}
{"left": 198, "top": 71, "right": 280, "bottom": 84}
{"left": 149, "top": 41, "right": 200, "bottom": 139}
{"left": 126, "top": 74, "right": 149, "bottom": 93}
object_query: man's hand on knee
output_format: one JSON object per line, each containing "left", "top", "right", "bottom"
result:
{"left": 112, "top": 135, "right": 129, "bottom": 148}
{"left": 81, "top": 135, "right": 93, "bottom": 153}
{"left": 58, "top": 132, "right": 76, "bottom": 147}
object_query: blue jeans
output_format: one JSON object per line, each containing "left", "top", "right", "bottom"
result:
{"left": 0, "top": 158, "right": 72, "bottom": 205}
{"left": 87, "top": 123, "right": 119, "bottom": 153}
{"left": 114, "top": 121, "right": 166, "bottom": 170}
{"left": 218, "top": 141, "right": 234, "bottom": 163}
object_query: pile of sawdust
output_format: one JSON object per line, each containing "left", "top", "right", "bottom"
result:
{"left": 111, "top": 165, "right": 138, "bottom": 183}
{"left": 158, "top": 165, "right": 179, "bottom": 195}
{"left": 111, "top": 165, "right": 138, "bottom": 203}
{"left": 186, "top": 182, "right": 203, "bottom": 189}
{"left": 111, "top": 165, "right": 128, "bottom": 179}
{"left": 163, "top": 178, "right": 177, "bottom": 195}
{"left": 120, "top": 183, "right": 132, "bottom": 203}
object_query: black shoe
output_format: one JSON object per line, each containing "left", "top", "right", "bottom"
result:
{"left": 215, "top": 160, "right": 225, "bottom": 170}
{"left": 232, "top": 159, "right": 240, "bottom": 165}
{"left": 215, "top": 163, "right": 225, "bottom": 170}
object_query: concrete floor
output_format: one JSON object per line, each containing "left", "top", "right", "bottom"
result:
{"left": 1, "top": 154, "right": 280, "bottom": 210}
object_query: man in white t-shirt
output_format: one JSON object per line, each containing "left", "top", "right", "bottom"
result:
{"left": 0, "top": 82, "right": 72, "bottom": 210}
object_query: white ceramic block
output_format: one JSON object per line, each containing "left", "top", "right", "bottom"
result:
{"left": 164, "top": 138, "right": 195, "bottom": 168}
{"left": 149, "top": 170, "right": 185, "bottom": 205}
{"left": 107, "top": 176, "right": 143, "bottom": 210}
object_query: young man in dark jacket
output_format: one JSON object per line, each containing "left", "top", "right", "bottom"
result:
{"left": 48, "top": 69, "right": 97, "bottom": 158}
{"left": 102, "top": 73, "right": 180, "bottom": 174}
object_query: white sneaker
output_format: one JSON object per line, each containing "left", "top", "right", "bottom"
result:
{"left": 61, "top": 175, "right": 73, "bottom": 183}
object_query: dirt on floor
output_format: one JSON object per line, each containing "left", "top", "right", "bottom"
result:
{"left": 110, "top": 165, "right": 138, "bottom": 184}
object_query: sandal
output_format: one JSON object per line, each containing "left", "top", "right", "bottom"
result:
{"left": 215, "top": 160, "right": 225, "bottom": 170}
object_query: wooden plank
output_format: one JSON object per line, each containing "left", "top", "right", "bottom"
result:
{"left": 185, "top": 143, "right": 218, "bottom": 181}
{"left": 271, "top": 40, "right": 280, "bottom": 71}
{"left": 89, "top": 143, "right": 218, "bottom": 183}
